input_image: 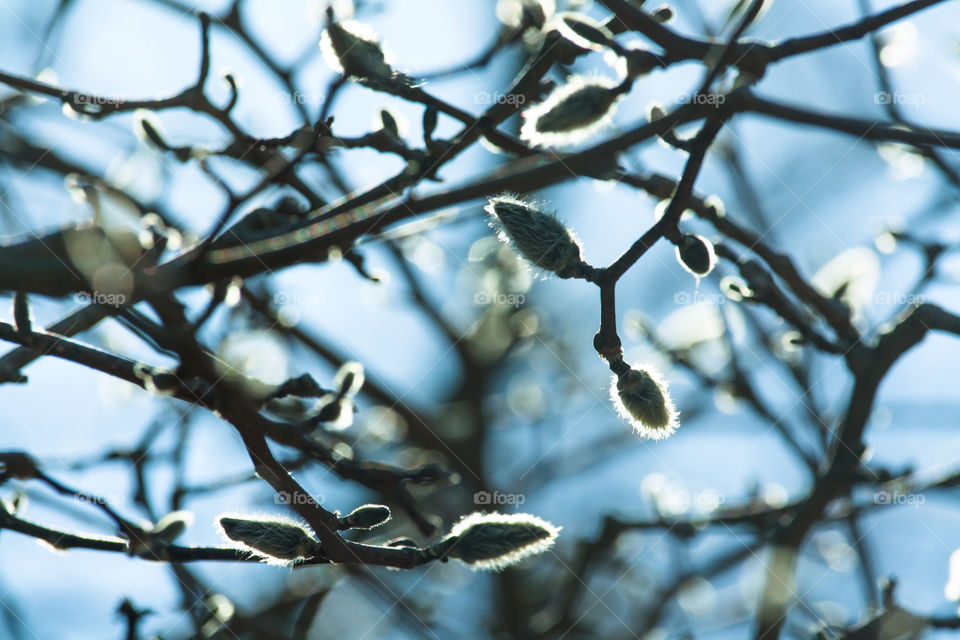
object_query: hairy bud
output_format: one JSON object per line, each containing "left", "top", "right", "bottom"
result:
{"left": 676, "top": 234, "right": 716, "bottom": 277}
{"left": 611, "top": 366, "right": 679, "bottom": 439}
{"left": 339, "top": 504, "right": 392, "bottom": 530}
{"left": 484, "top": 194, "right": 583, "bottom": 276}
{"left": 521, "top": 76, "right": 628, "bottom": 147}
{"left": 434, "top": 512, "right": 560, "bottom": 571}
{"left": 218, "top": 515, "right": 322, "bottom": 564}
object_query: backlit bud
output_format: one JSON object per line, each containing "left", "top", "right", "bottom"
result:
{"left": 676, "top": 234, "right": 716, "bottom": 277}
{"left": 435, "top": 512, "right": 560, "bottom": 571}
{"left": 521, "top": 76, "right": 628, "bottom": 147}
{"left": 611, "top": 365, "right": 679, "bottom": 439}
{"left": 485, "top": 194, "right": 583, "bottom": 277}
{"left": 218, "top": 515, "right": 322, "bottom": 564}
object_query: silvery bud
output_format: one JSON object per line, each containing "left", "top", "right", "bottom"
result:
{"left": 611, "top": 365, "right": 679, "bottom": 439}
{"left": 676, "top": 233, "right": 716, "bottom": 277}
{"left": 484, "top": 194, "right": 583, "bottom": 277}
{"left": 432, "top": 512, "right": 560, "bottom": 571}
{"left": 218, "top": 515, "right": 322, "bottom": 564}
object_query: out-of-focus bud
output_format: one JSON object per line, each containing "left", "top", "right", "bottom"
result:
{"left": 553, "top": 12, "right": 614, "bottom": 51}
{"left": 151, "top": 511, "right": 194, "bottom": 543}
{"left": 652, "top": 5, "right": 675, "bottom": 23}
{"left": 320, "top": 9, "right": 395, "bottom": 87}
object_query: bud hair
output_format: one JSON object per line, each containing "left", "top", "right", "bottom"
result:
{"left": 218, "top": 515, "right": 322, "bottom": 565}
{"left": 484, "top": 194, "right": 583, "bottom": 277}
{"left": 611, "top": 365, "right": 679, "bottom": 439}
{"left": 437, "top": 511, "right": 560, "bottom": 571}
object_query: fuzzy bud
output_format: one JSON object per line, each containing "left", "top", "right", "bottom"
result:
{"left": 218, "top": 515, "right": 322, "bottom": 563}
{"left": 676, "top": 234, "right": 716, "bottom": 277}
{"left": 485, "top": 194, "right": 583, "bottom": 276}
{"left": 339, "top": 504, "right": 391, "bottom": 530}
{"left": 521, "top": 76, "right": 628, "bottom": 147}
{"left": 611, "top": 366, "right": 679, "bottom": 439}
{"left": 434, "top": 512, "right": 560, "bottom": 571}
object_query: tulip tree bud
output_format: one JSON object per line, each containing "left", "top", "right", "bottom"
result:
{"left": 432, "top": 512, "right": 560, "bottom": 571}
{"left": 611, "top": 365, "right": 679, "bottom": 439}
{"left": 218, "top": 515, "right": 322, "bottom": 564}
{"left": 485, "top": 194, "right": 584, "bottom": 277}
{"left": 676, "top": 234, "right": 716, "bottom": 277}
{"left": 339, "top": 504, "right": 391, "bottom": 530}
{"left": 521, "top": 76, "right": 629, "bottom": 147}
